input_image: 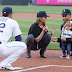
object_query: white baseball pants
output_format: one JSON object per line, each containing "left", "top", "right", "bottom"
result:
{"left": 0, "top": 41, "right": 27, "bottom": 67}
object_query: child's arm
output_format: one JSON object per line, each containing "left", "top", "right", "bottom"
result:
{"left": 64, "top": 22, "right": 71, "bottom": 30}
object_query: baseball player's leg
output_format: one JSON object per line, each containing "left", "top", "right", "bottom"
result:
{"left": 38, "top": 33, "right": 51, "bottom": 58}
{"left": 0, "top": 41, "right": 26, "bottom": 68}
{"left": 25, "top": 34, "right": 34, "bottom": 58}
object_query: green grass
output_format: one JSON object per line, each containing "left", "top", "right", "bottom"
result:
{"left": 9, "top": 18, "right": 63, "bottom": 50}
{"left": 0, "top": 5, "right": 72, "bottom": 14}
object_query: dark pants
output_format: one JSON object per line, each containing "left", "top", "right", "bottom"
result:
{"left": 25, "top": 33, "right": 51, "bottom": 53}
{"left": 62, "top": 42, "right": 71, "bottom": 55}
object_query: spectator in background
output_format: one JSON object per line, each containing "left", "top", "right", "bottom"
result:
{"left": 28, "top": 0, "right": 32, "bottom": 6}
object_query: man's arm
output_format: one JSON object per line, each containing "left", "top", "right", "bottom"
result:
{"left": 57, "top": 37, "right": 61, "bottom": 42}
{"left": 66, "top": 38, "right": 72, "bottom": 42}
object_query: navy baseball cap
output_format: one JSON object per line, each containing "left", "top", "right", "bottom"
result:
{"left": 2, "top": 7, "right": 13, "bottom": 14}
{"left": 37, "top": 11, "right": 50, "bottom": 17}
{"left": 62, "top": 9, "right": 71, "bottom": 15}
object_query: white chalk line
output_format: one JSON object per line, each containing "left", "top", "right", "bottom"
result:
{"left": 10, "top": 65, "right": 72, "bottom": 72}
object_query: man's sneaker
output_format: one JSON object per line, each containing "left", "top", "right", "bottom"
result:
{"left": 60, "top": 55, "right": 66, "bottom": 58}
{"left": 0, "top": 66, "right": 16, "bottom": 70}
{"left": 66, "top": 56, "right": 71, "bottom": 59}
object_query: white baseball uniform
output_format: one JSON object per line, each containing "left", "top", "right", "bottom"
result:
{"left": 0, "top": 17, "right": 26, "bottom": 67}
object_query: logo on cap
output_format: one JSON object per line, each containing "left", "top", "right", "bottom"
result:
{"left": 4, "top": 12, "right": 6, "bottom": 14}
{"left": 63, "top": 9, "right": 65, "bottom": 12}
{"left": 62, "top": 9, "right": 71, "bottom": 15}
{"left": 2, "top": 7, "right": 13, "bottom": 14}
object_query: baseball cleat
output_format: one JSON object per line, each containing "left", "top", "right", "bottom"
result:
{"left": 0, "top": 66, "right": 16, "bottom": 70}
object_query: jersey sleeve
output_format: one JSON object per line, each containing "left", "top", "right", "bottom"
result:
{"left": 12, "top": 21, "right": 22, "bottom": 37}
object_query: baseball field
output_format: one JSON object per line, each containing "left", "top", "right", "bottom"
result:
{"left": 0, "top": 5, "right": 72, "bottom": 72}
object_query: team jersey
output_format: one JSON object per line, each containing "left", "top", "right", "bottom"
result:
{"left": 61, "top": 28, "right": 72, "bottom": 38}
{"left": 0, "top": 17, "right": 22, "bottom": 43}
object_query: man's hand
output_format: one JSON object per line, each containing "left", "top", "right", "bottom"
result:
{"left": 52, "top": 37, "right": 58, "bottom": 42}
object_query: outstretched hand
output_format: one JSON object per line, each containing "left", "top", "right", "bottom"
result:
{"left": 51, "top": 27, "right": 55, "bottom": 36}
{"left": 52, "top": 37, "right": 58, "bottom": 42}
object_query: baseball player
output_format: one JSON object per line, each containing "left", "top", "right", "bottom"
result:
{"left": 0, "top": 7, "right": 27, "bottom": 70}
